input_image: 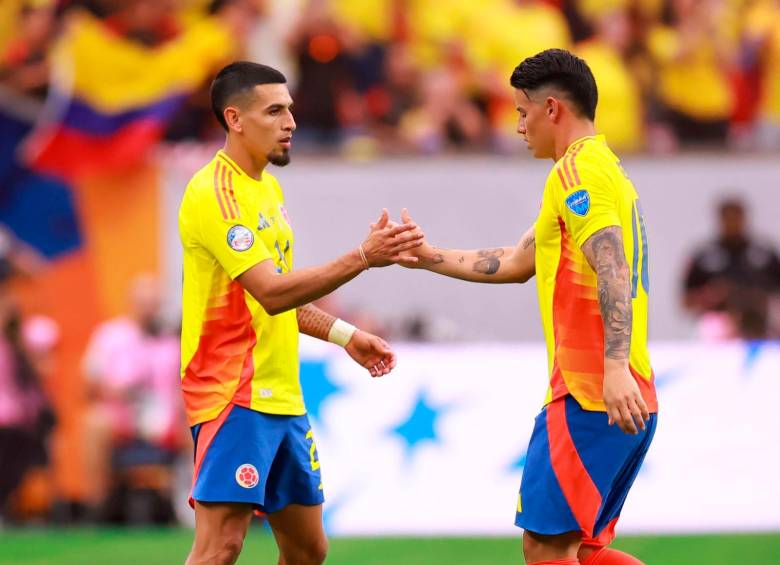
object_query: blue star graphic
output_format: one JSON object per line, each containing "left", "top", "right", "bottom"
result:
{"left": 299, "top": 359, "right": 343, "bottom": 422}
{"left": 392, "top": 391, "right": 443, "bottom": 455}
{"left": 743, "top": 340, "right": 768, "bottom": 377}
{"left": 508, "top": 450, "right": 527, "bottom": 471}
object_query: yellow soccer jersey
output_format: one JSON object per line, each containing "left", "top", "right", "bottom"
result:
{"left": 534, "top": 135, "right": 658, "bottom": 413}
{"left": 179, "top": 150, "right": 303, "bottom": 426}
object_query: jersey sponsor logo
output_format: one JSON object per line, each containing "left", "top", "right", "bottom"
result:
{"left": 227, "top": 225, "right": 254, "bottom": 252}
{"left": 565, "top": 189, "right": 590, "bottom": 216}
{"left": 258, "top": 213, "right": 271, "bottom": 231}
{"left": 235, "top": 463, "right": 259, "bottom": 488}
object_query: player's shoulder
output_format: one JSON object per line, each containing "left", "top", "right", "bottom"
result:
{"left": 262, "top": 170, "right": 284, "bottom": 199}
{"left": 183, "top": 156, "right": 221, "bottom": 203}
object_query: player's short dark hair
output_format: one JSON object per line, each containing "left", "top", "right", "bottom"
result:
{"left": 210, "top": 61, "right": 287, "bottom": 131}
{"left": 509, "top": 48, "right": 598, "bottom": 121}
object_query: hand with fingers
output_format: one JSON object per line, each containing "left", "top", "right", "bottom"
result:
{"left": 361, "top": 209, "right": 424, "bottom": 268}
{"left": 344, "top": 330, "right": 397, "bottom": 378}
{"left": 603, "top": 360, "right": 650, "bottom": 435}
{"left": 390, "top": 208, "right": 436, "bottom": 268}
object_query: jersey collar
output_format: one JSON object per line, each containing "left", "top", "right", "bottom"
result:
{"left": 564, "top": 134, "right": 604, "bottom": 155}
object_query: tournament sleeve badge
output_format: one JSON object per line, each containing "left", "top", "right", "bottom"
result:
{"left": 227, "top": 225, "right": 255, "bottom": 252}
{"left": 565, "top": 190, "right": 590, "bottom": 216}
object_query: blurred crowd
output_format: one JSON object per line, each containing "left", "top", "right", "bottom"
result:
{"left": 2, "top": 0, "right": 780, "bottom": 156}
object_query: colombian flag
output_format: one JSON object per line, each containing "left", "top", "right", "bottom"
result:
{"left": 25, "top": 11, "right": 234, "bottom": 179}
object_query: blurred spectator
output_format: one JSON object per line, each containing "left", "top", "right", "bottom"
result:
{"left": 576, "top": 1, "right": 644, "bottom": 152}
{"left": 0, "top": 228, "right": 54, "bottom": 522}
{"left": 101, "top": 0, "right": 180, "bottom": 47}
{"left": 0, "top": 0, "right": 58, "bottom": 99}
{"left": 399, "top": 67, "right": 487, "bottom": 153}
{"left": 647, "top": 0, "right": 737, "bottom": 148}
{"left": 683, "top": 198, "right": 780, "bottom": 339}
{"left": 81, "top": 274, "right": 183, "bottom": 523}
{"left": 287, "top": 0, "right": 357, "bottom": 146}
{"left": 743, "top": 0, "right": 780, "bottom": 150}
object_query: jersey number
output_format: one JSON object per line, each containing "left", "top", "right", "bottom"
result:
{"left": 630, "top": 199, "right": 650, "bottom": 298}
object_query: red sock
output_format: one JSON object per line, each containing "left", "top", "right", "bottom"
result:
{"left": 580, "top": 547, "right": 644, "bottom": 565}
{"left": 527, "top": 560, "right": 580, "bottom": 565}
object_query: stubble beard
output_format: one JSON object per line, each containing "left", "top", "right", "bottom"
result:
{"left": 268, "top": 148, "right": 291, "bottom": 167}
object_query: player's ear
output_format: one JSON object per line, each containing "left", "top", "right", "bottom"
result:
{"left": 545, "top": 97, "right": 559, "bottom": 121}
{"left": 224, "top": 106, "right": 242, "bottom": 133}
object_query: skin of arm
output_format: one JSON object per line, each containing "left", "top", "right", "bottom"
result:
{"left": 295, "top": 302, "right": 396, "bottom": 377}
{"left": 408, "top": 226, "right": 536, "bottom": 284}
{"left": 296, "top": 302, "right": 337, "bottom": 341}
{"left": 581, "top": 225, "right": 649, "bottom": 434}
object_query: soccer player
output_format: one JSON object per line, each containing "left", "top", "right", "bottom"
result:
{"left": 178, "top": 61, "right": 423, "bottom": 565}
{"left": 398, "top": 49, "right": 657, "bottom": 565}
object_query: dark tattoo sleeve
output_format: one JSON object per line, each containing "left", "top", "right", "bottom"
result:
{"left": 473, "top": 248, "right": 505, "bottom": 275}
{"left": 583, "top": 227, "right": 632, "bottom": 360}
{"left": 296, "top": 303, "right": 337, "bottom": 341}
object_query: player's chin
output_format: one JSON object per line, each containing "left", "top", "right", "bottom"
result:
{"left": 267, "top": 148, "right": 291, "bottom": 167}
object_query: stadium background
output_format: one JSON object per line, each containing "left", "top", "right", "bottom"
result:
{"left": 1, "top": 0, "right": 779, "bottom": 563}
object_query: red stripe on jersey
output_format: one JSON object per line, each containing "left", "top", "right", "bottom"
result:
{"left": 569, "top": 143, "right": 584, "bottom": 186}
{"left": 227, "top": 169, "right": 240, "bottom": 217}
{"left": 562, "top": 153, "right": 576, "bottom": 188}
{"left": 557, "top": 166, "right": 569, "bottom": 191}
{"left": 550, "top": 217, "right": 604, "bottom": 405}
{"left": 181, "top": 278, "right": 257, "bottom": 425}
{"left": 547, "top": 398, "right": 602, "bottom": 537}
{"left": 213, "top": 162, "right": 229, "bottom": 220}
{"left": 221, "top": 164, "right": 237, "bottom": 219}
{"left": 189, "top": 402, "right": 234, "bottom": 507}
{"left": 218, "top": 153, "right": 242, "bottom": 176}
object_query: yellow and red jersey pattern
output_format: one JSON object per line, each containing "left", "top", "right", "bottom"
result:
{"left": 179, "top": 150, "right": 303, "bottom": 426}
{"left": 534, "top": 135, "right": 657, "bottom": 413}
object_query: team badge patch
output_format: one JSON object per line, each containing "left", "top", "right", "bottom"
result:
{"left": 227, "top": 225, "right": 254, "bottom": 252}
{"left": 235, "top": 463, "right": 259, "bottom": 488}
{"left": 565, "top": 189, "right": 590, "bottom": 216}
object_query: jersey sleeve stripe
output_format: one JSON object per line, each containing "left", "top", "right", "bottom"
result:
{"left": 213, "top": 162, "right": 229, "bottom": 220}
{"left": 568, "top": 143, "right": 584, "bottom": 186}
{"left": 221, "top": 163, "right": 237, "bottom": 219}
{"left": 227, "top": 169, "right": 240, "bottom": 217}
{"left": 218, "top": 153, "right": 242, "bottom": 176}
{"left": 561, "top": 154, "right": 576, "bottom": 187}
{"left": 556, "top": 166, "right": 569, "bottom": 191}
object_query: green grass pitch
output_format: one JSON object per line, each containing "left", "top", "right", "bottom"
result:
{"left": 1, "top": 529, "right": 779, "bottom": 564}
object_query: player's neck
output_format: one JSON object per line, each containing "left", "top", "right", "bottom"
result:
{"left": 222, "top": 138, "right": 268, "bottom": 181}
{"left": 554, "top": 121, "right": 596, "bottom": 161}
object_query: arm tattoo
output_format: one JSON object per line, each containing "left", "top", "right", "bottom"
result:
{"left": 420, "top": 247, "right": 444, "bottom": 267}
{"left": 583, "top": 227, "right": 632, "bottom": 360}
{"left": 522, "top": 234, "right": 535, "bottom": 250}
{"left": 296, "top": 303, "right": 337, "bottom": 341}
{"left": 473, "top": 248, "right": 505, "bottom": 275}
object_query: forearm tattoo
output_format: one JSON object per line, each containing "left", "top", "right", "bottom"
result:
{"left": 584, "top": 227, "right": 632, "bottom": 360}
{"left": 473, "top": 248, "right": 505, "bottom": 275}
{"left": 420, "top": 247, "right": 445, "bottom": 267}
{"left": 296, "top": 303, "right": 337, "bottom": 341}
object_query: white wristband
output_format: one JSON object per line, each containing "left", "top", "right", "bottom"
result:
{"left": 328, "top": 319, "right": 357, "bottom": 347}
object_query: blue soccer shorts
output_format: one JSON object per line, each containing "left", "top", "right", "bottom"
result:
{"left": 189, "top": 403, "right": 324, "bottom": 514}
{"left": 515, "top": 395, "right": 656, "bottom": 546}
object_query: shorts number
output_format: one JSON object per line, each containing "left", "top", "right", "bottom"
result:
{"left": 630, "top": 199, "right": 650, "bottom": 298}
{"left": 305, "top": 429, "right": 320, "bottom": 471}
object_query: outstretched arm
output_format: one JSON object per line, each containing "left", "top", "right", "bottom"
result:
{"left": 582, "top": 226, "right": 649, "bottom": 434}
{"left": 400, "top": 209, "right": 535, "bottom": 284}
{"left": 296, "top": 303, "right": 396, "bottom": 378}
{"left": 238, "top": 210, "right": 423, "bottom": 315}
